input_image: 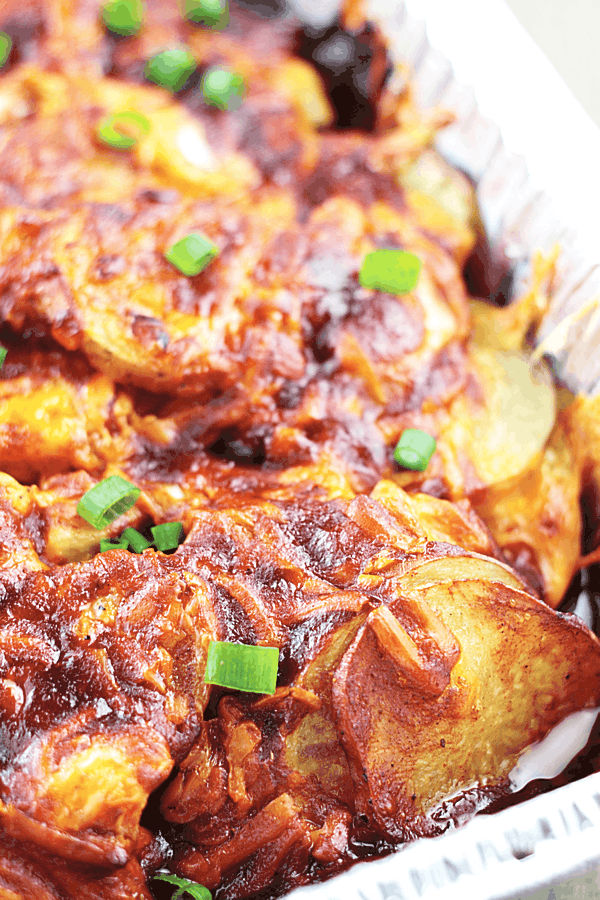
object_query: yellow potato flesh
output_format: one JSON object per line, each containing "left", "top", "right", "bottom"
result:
{"left": 332, "top": 575, "right": 600, "bottom": 838}
{"left": 396, "top": 552, "right": 527, "bottom": 593}
{"left": 449, "top": 350, "right": 557, "bottom": 489}
{"left": 471, "top": 419, "right": 582, "bottom": 606}
{"left": 284, "top": 616, "right": 365, "bottom": 802}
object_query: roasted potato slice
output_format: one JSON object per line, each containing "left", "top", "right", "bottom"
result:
{"left": 332, "top": 576, "right": 600, "bottom": 839}
{"left": 444, "top": 350, "right": 556, "bottom": 490}
{"left": 471, "top": 416, "right": 583, "bottom": 605}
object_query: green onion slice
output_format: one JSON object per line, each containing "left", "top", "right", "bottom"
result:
{"left": 153, "top": 873, "right": 212, "bottom": 900}
{"left": 151, "top": 522, "right": 183, "bottom": 552}
{"left": 77, "top": 476, "right": 141, "bottom": 529}
{"left": 185, "top": 0, "right": 228, "bottom": 29}
{"left": 97, "top": 110, "right": 151, "bottom": 150}
{"left": 393, "top": 428, "right": 436, "bottom": 472}
{"left": 0, "top": 32, "right": 12, "bottom": 68}
{"left": 99, "top": 538, "right": 130, "bottom": 552}
{"left": 204, "top": 641, "right": 279, "bottom": 694}
{"left": 101, "top": 0, "right": 144, "bottom": 36}
{"left": 200, "top": 66, "right": 245, "bottom": 111}
{"left": 165, "top": 232, "right": 219, "bottom": 276}
{"left": 359, "top": 249, "right": 422, "bottom": 295}
{"left": 145, "top": 46, "right": 196, "bottom": 93}
{"left": 0, "top": 345, "right": 6, "bottom": 368}
{"left": 121, "top": 527, "right": 151, "bottom": 553}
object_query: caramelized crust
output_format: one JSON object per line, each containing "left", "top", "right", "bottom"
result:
{"left": 163, "top": 484, "right": 600, "bottom": 896}
{"left": 1, "top": 469, "right": 600, "bottom": 895}
{"left": 0, "top": 1, "right": 599, "bottom": 898}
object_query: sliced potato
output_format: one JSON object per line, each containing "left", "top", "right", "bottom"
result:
{"left": 395, "top": 552, "right": 527, "bottom": 593}
{"left": 471, "top": 417, "right": 583, "bottom": 607}
{"left": 447, "top": 349, "right": 556, "bottom": 489}
{"left": 469, "top": 247, "right": 558, "bottom": 354}
{"left": 284, "top": 616, "right": 365, "bottom": 801}
{"left": 401, "top": 149, "right": 478, "bottom": 264}
{"left": 332, "top": 577, "right": 600, "bottom": 839}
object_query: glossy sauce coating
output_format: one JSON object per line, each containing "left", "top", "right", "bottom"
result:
{"left": 1, "top": 2, "right": 600, "bottom": 899}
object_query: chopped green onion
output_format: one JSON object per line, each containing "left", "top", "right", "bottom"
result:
{"left": 185, "top": 0, "right": 228, "bottom": 29}
{"left": 99, "top": 538, "right": 129, "bottom": 552}
{"left": 145, "top": 46, "right": 196, "bottom": 93}
{"left": 121, "top": 527, "right": 151, "bottom": 553}
{"left": 393, "top": 428, "right": 436, "bottom": 472}
{"left": 0, "top": 346, "right": 6, "bottom": 368}
{"left": 359, "top": 249, "right": 422, "bottom": 295}
{"left": 0, "top": 32, "right": 12, "bottom": 68}
{"left": 151, "top": 522, "right": 183, "bottom": 552}
{"left": 97, "top": 110, "right": 151, "bottom": 149}
{"left": 77, "top": 476, "right": 141, "bottom": 529}
{"left": 200, "top": 67, "right": 245, "bottom": 111}
{"left": 165, "top": 233, "right": 219, "bottom": 276}
{"left": 204, "top": 641, "right": 279, "bottom": 694}
{"left": 153, "top": 873, "right": 212, "bottom": 900}
{"left": 101, "top": 0, "right": 144, "bottom": 36}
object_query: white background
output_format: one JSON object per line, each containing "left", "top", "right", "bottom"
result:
{"left": 505, "top": 0, "right": 600, "bottom": 128}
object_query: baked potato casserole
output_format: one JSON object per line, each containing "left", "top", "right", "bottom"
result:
{"left": 1, "top": 1, "right": 600, "bottom": 898}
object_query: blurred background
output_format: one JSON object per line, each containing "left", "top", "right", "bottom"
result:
{"left": 505, "top": 0, "right": 600, "bottom": 128}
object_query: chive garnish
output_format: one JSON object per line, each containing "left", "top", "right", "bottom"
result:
{"left": 359, "top": 249, "right": 422, "bottom": 295}
{"left": 77, "top": 476, "right": 141, "bottom": 529}
{"left": 165, "top": 233, "right": 219, "bottom": 276}
{"left": 185, "top": 0, "right": 228, "bottom": 29}
{"left": 97, "top": 111, "right": 151, "bottom": 149}
{"left": 200, "top": 67, "right": 245, "bottom": 111}
{"left": 101, "top": 0, "right": 144, "bottom": 36}
{"left": 151, "top": 522, "right": 183, "bottom": 552}
{"left": 393, "top": 429, "right": 436, "bottom": 472}
{"left": 204, "top": 641, "right": 279, "bottom": 694}
{"left": 0, "top": 32, "right": 12, "bottom": 68}
{"left": 121, "top": 527, "right": 151, "bottom": 553}
{"left": 145, "top": 47, "right": 196, "bottom": 92}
